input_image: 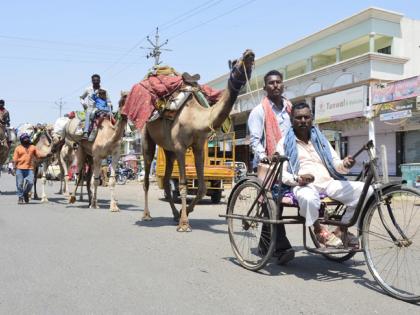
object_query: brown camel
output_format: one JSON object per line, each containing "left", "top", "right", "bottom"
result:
{"left": 67, "top": 92, "right": 128, "bottom": 210}
{"left": 141, "top": 49, "right": 255, "bottom": 232}
{"left": 57, "top": 140, "right": 75, "bottom": 196}
{"left": 0, "top": 123, "right": 15, "bottom": 166}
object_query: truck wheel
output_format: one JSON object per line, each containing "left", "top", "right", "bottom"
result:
{"left": 211, "top": 190, "right": 222, "bottom": 204}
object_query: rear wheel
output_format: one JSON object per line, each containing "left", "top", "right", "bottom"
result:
{"left": 227, "top": 179, "right": 277, "bottom": 271}
{"left": 363, "top": 186, "right": 420, "bottom": 302}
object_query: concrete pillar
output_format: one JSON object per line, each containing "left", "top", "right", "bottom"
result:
{"left": 369, "top": 32, "right": 376, "bottom": 53}
{"left": 336, "top": 45, "right": 341, "bottom": 62}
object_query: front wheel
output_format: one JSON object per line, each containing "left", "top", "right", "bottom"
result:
{"left": 362, "top": 186, "right": 420, "bottom": 302}
{"left": 116, "top": 174, "right": 127, "bottom": 185}
{"left": 227, "top": 179, "right": 277, "bottom": 271}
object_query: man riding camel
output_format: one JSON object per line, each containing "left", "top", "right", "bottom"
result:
{"left": 0, "top": 99, "right": 10, "bottom": 128}
{"left": 80, "top": 74, "right": 112, "bottom": 139}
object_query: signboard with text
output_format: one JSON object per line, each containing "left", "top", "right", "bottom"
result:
{"left": 315, "top": 86, "right": 367, "bottom": 123}
{"left": 376, "top": 97, "right": 418, "bottom": 121}
{"left": 372, "top": 75, "right": 420, "bottom": 105}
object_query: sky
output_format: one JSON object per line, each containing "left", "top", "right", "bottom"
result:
{"left": 1, "top": 0, "right": 420, "bottom": 127}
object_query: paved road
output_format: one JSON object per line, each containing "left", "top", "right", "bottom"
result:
{"left": 0, "top": 174, "right": 419, "bottom": 314}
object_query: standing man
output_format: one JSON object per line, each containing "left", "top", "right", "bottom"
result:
{"left": 248, "top": 70, "right": 291, "bottom": 169}
{"left": 0, "top": 99, "right": 10, "bottom": 127}
{"left": 80, "top": 74, "right": 112, "bottom": 139}
{"left": 12, "top": 133, "right": 50, "bottom": 204}
{"left": 247, "top": 70, "right": 294, "bottom": 264}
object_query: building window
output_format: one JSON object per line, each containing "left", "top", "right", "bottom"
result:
{"left": 377, "top": 46, "right": 391, "bottom": 55}
{"left": 234, "top": 123, "right": 247, "bottom": 139}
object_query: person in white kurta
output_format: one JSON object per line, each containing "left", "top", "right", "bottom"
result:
{"left": 276, "top": 103, "right": 373, "bottom": 247}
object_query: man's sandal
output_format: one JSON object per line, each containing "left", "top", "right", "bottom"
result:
{"left": 316, "top": 230, "right": 343, "bottom": 248}
{"left": 334, "top": 231, "right": 359, "bottom": 249}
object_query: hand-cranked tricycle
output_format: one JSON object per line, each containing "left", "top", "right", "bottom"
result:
{"left": 220, "top": 140, "right": 420, "bottom": 302}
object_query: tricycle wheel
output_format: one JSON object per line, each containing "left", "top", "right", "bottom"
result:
{"left": 227, "top": 179, "right": 277, "bottom": 271}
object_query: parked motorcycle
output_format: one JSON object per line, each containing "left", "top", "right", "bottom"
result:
{"left": 115, "top": 166, "right": 137, "bottom": 185}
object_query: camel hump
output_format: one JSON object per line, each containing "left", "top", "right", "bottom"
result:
{"left": 182, "top": 72, "right": 200, "bottom": 85}
{"left": 65, "top": 117, "right": 84, "bottom": 142}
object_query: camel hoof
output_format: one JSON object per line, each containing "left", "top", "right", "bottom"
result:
{"left": 90, "top": 202, "right": 99, "bottom": 209}
{"left": 110, "top": 201, "right": 120, "bottom": 212}
{"left": 142, "top": 214, "right": 153, "bottom": 221}
{"left": 176, "top": 224, "right": 192, "bottom": 232}
{"left": 69, "top": 196, "right": 76, "bottom": 204}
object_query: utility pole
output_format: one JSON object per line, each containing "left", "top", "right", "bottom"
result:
{"left": 140, "top": 27, "right": 172, "bottom": 66}
{"left": 55, "top": 98, "right": 65, "bottom": 117}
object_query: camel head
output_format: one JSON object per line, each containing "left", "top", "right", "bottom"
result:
{"left": 118, "top": 91, "right": 129, "bottom": 120}
{"left": 228, "top": 49, "right": 255, "bottom": 91}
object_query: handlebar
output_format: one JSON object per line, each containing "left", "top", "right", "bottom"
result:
{"left": 352, "top": 140, "right": 374, "bottom": 160}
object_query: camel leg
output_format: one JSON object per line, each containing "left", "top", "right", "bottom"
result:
{"left": 142, "top": 128, "right": 156, "bottom": 221}
{"left": 89, "top": 158, "right": 100, "bottom": 209}
{"left": 187, "top": 145, "right": 206, "bottom": 214}
{"left": 69, "top": 150, "right": 85, "bottom": 204}
{"left": 109, "top": 150, "right": 121, "bottom": 212}
{"left": 33, "top": 165, "right": 39, "bottom": 200}
{"left": 40, "top": 161, "right": 48, "bottom": 203}
{"left": 163, "top": 150, "right": 179, "bottom": 221}
{"left": 84, "top": 160, "right": 93, "bottom": 206}
{"left": 175, "top": 151, "right": 191, "bottom": 232}
{"left": 60, "top": 146, "right": 71, "bottom": 197}
{"left": 79, "top": 172, "right": 85, "bottom": 202}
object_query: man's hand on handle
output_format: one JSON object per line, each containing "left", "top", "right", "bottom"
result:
{"left": 343, "top": 156, "right": 356, "bottom": 169}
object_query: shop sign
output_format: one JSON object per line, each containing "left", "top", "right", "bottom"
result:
{"left": 372, "top": 75, "right": 420, "bottom": 105}
{"left": 315, "top": 86, "right": 367, "bottom": 123}
{"left": 376, "top": 98, "right": 417, "bottom": 121}
{"left": 380, "top": 110, "right": 412, "bottom": 121}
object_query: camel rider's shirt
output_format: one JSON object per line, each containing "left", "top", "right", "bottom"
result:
{"left": 80, "top": 87, "right": 112, "bottom": 111}
{"left": 13, "top": 144, "right": 41, "bottom": 170}
{"left": 93, "top": 95, "right": 111, "bottom": 112}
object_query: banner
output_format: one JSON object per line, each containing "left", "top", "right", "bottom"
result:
{"left": 315, "top": 86, "right": 367, "bottom": 123}
{"left": 375, "top": 97, "right": 419, "bottom": 121}
{"left": 372, "top": 75, "right": 420, "bottom": 105}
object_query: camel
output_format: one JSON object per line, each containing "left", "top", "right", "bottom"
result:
{"left": 31, "top": 125, "right": 62, "bottom": 202}
{"left": 140, "top": 49, "right": 255, "bottom": 232}
{"left": 57, "top": 140, "right": 75, "bottom": 196}
{"left": 0, "top": 123, "right": 15, "bottom": 166}
{"left": 0, "top": 124, "right": 16, "bottom": 192}
{"left": 66, "top": 92, "right": 128, "bottom": 210}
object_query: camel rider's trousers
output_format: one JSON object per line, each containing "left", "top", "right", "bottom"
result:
{"left": 293, "top": 180, "right": 374, "bottom": 226}
{"left": 83, "top": 109, "right": 95, "bottom": 133}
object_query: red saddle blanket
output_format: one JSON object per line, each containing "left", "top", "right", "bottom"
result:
{"left": 122, "top": 75, "right": 222, "bottom": 130}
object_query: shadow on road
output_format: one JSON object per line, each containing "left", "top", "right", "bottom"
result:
{"left": 158, "top": 197, "right": 227, "bottom": 206}
{"left": 134, "top": 216, "right": 227, "bottom": 234}
{"left": 222, "top": 250, "right": 410, "bottom": 301}
{"left": 0, "top": 190, "right": 17, "bottom": 195}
